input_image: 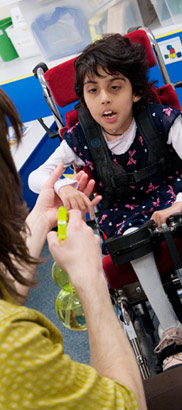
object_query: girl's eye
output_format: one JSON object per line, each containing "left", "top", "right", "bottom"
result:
{"left": 111, "top": 85, "right": 121, "bottom": 90}
{"left": 87, "top": 88, "right": 97, "bottom": 94}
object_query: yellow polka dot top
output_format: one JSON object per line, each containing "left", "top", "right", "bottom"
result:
{"left": 0, "top": 298, "right": 138, "bottom": 410}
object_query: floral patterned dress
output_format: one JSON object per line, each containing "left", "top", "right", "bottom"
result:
{"left": 63, "top": 103, "right": 182, "bottom": 239}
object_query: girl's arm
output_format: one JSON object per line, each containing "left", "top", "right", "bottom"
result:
{"left": 151, "top": 201, "right": 182, "bottom": 226}
{"left": 167, "top": 114, "right": 182, "bottom": 159}
{"left": 28, "top": 140, "right": 85, "bottom": 194}
{"left": 150, "top": 115, "right": 182, "bottom": 226}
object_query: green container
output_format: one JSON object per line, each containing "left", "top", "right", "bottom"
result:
{"left": 0, "top": 17, "right": 19, "bottom": 62}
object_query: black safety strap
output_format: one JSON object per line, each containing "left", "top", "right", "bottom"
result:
{"left": 135, "top": 105, "right": 169, "bottom": 163}
{"left": 157, "top": 343, "right": 182, "bottom": 365}
{"left": 122, "top": 158, "right": 166, "bottom": 184}
{"left": 77, "top": 104, "right": 167, "bottom": 188}
{"left": 162, "top": 229, "right": 182, "bottom": 270}
{"left": 76, "top": 104, "right": 127, "bottom": 186}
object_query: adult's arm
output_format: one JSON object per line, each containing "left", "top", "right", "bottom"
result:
{"left": 47, "top": 210, "right": 147, "bottom": 409}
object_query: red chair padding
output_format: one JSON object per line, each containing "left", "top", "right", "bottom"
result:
{"left": 44, "top": 57, "right": 77, "bottom": 107}
{"left": 157, "top": 84, "right": 181, "bottom": 110}
{"left": 103, "top": 236, "right": 182, "bottom": 289}
{"left": 65, "top": 109, "right": 78, "bottom": 127}
{"left": 60, "top": 126, "right": 67, "bottom": 138}
{"left": 60, "top": 110, "right": 78, "bottom": 138}
{"left": 125, "top": 30, "right": 156, "bottom": 68}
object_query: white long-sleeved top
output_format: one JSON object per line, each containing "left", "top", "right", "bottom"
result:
{"left": 28, "top": 115, "right": 182, "bottom": 201}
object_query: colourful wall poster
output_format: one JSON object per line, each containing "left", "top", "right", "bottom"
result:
{"left": 158, "top": 36, "right": 182, "bottom": 65}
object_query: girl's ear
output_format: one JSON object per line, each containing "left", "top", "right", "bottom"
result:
{"left": 133, "top": 94, "right": 141, "bottom": 103}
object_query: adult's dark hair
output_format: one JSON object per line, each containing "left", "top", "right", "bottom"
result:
{"left": 74, "top": 33, "right": 157, "bottom": 112}
{"left": 0, "top": 88, "right": 39, "bottom": 302}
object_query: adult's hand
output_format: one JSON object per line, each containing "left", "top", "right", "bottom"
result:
{"left": 47, "top": 209, "right": 103, "bottom": 289}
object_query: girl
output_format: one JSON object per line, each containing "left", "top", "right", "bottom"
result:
{"left": 29, "top": 34, "right": 182, "bottom": 370}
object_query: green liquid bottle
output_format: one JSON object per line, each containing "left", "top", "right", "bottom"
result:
{"left": 52, "top": 206, "right": 87, "bottom": 331}
{"left": 52, "top": 262, "right": 87, "bottom": 331}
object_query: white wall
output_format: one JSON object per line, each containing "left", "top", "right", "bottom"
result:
{"left": 0, "top": 1, "right": 22, "bottom": 19}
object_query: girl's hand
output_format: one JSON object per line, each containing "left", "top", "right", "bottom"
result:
{"left": 58, "top": 185, "right": 102, "bottom": 220}
{"left": 151, "top": 201, "right": 182, "bottom": 227}
{"left": 34, "top": 165, "right": 101, "bottom": 229}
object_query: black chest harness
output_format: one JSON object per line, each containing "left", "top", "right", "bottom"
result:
{"left": 76, "top": 104, "right": 182, "bottom": 210}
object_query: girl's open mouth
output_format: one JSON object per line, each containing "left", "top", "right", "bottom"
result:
{"left": 103, "top": 110, "right": 117, "bottom": 122}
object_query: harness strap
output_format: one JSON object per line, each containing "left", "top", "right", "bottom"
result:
{"left": 77, "top": 104, "right": 166, "bottom": 186}
{"left": 76, "top": 103, "right": 127, "bottom": 187}
{"left": 122, "top": 158, "right": 166, "bottom": 184}
{"left": 135, "top": 105, "right": 169, "bottom": 163}
{"left": 162, "top": 228, "right": 182, "bottom": 270}
{"left": 157, "top": 343, "right": 182, "bottom": 365}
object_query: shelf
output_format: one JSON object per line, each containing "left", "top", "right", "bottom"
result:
{"left": 0, "top": 51, "right": 79, "bottom": 85}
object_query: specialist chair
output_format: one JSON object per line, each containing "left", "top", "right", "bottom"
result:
{"left": 33, "top": 27, "right": 182, "bottom": 378}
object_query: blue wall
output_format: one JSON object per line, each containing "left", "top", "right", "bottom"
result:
{"left": 1, "top": 74, "right": 77, "bottom": 124}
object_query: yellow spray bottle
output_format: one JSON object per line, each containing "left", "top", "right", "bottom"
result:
{"left": 52, "top": 207, "right": 87, "bottom": 331}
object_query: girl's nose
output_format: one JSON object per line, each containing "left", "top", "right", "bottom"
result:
{"left": 100, "top": 90, "right": 111, "bottom": 104}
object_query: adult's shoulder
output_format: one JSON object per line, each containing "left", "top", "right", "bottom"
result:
{"left": 0, "top": 299, "right": 62, "bottom": 342}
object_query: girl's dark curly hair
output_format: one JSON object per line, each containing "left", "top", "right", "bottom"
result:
{"left": 74, "top": 33, "right": 157, "bottom": 113}
{"left": 0, "top": 88, "right": 39, "bottom": 302}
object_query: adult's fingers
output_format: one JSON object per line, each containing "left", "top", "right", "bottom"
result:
{"left": 66, "top": 209, "right": 83, "bottom": 230}
{"left": 43, "top": 163, "right": 64, "bottom": 189}
{"left": 47, "top": 230, "right": 60, "bottom": 253}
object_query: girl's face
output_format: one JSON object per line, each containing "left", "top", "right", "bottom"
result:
{"left": 83, "top": 66, "right": 141, "bottom": 140}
